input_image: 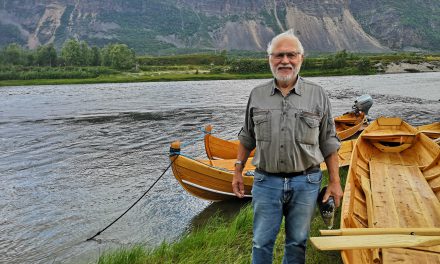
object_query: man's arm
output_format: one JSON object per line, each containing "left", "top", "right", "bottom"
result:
{"left": 322, "top": 151, "right": 343, "bottom": 207}
{"left": 232, "top": 143, "right": 252, "bottom": 198}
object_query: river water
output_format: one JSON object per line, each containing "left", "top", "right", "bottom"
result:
{"left": 1, "top": 72, "right": 439, "bottom": 264}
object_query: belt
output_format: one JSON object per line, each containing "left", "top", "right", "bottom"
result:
{"left": 256, "top": 165, "right": 320, "bottom": 178}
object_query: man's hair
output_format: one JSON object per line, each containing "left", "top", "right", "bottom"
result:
{"left": 266, "top": 29, "right": 304, "bottom": 55}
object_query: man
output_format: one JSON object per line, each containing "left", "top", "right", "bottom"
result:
{"left": 232, "top": 30, "right": 343, "bottom": 264}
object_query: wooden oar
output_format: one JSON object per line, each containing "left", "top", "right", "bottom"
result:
{"left": 320, "top": 228, "right": 440, "bottom": 236}
{"left": 310, "top": 235, "right": 440, "bottom": 251}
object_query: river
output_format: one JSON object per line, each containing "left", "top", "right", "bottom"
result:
{"left": 0, "top": 72, "right": 439, "bottom": 263}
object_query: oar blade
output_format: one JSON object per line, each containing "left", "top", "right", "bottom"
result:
{"left": 310, "top": 235, "right": 440, "bottom": 251}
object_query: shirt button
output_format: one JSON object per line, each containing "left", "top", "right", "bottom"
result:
{"left": 280, "top": 161, "right": 284, "bottom": 163}
{"left": 281, "top": 128, "right": 284, "bottom": 131}
{"left": 280, "top": 145, "right": 284, "bottom": 148}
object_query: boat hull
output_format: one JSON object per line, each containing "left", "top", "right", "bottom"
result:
{"left": 170, "top": 153, "right": 254, "bottom": 201}
{"left": 418, "top": 122, "right": 440, "bottom": 140}
{"left": 334, "top": 112, "right": 367, "bottom": 140}
{"left": 340, "top": 117, "right": 440, "bottom": 263}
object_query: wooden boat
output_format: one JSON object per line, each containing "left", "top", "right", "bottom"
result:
{"left": 334, "top": 117, "right": 440, "bottom": 263}
{"left": 334, "top": 112, "right": 367, "bottom": 140}
{"left": 170, "top": 141, "right": 255, "bottom": 201}
{"left": 204, "top": 125, "right": 355, "bottom": 169}
{"left": 418, "top": 122, "right": 440, "bottom": 141}
{"left": 203, "top": 125, "right": 255, "bottom": 160}
{"left": 170, "top": 136, "right": 355, "bottom": 201}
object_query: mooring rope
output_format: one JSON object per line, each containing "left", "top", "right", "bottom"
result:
{"left": 86, "top": 158, "right": 176, "bottom": 242}
{"left": 86, "top": 128, "right": 211, "bottom": 241}
{"left": 87, "top": 127, "right": 209, "bottom": 242}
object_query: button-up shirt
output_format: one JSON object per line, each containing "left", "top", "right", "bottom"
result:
{"left": 238, "top": 77, "right": 340, "bottom": 173}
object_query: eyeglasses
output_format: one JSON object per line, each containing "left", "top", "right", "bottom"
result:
{"left": 270, "top": 51, "right": 302, "bottom": 61}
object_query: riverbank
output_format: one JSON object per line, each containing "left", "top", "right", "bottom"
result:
{"left": 0, "top": 73, "right": 268, "bottom": 87}
{"left": 1, "top": 61, "right": 439, "bottom": 87}
{"left": 97, "top": 168, "right": 347, "bottom": 264}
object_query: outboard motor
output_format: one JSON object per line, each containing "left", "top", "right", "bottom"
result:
{"left": 352, "top": 94, "right": 373, "bottom": 115}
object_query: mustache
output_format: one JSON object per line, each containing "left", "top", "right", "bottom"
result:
{"left": 276, "top": 64, "right": 294, "bottom": 71}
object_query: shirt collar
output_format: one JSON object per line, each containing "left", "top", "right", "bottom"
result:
{"left": 270, "top": 76, "right": 303, "bottom": 96}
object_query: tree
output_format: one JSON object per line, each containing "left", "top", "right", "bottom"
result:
{"left": 61, "top": 39, "right": 81, "bottom": 66}
{"left": 80, "top": 41, "right": 91, "bottom": 66}
{"left": 108, "top": 44, "right": 135, "bottom": 69}
{"left": 100, "top": 45, "right": 111, "bottom": 67}
{"left": 36, "top": 44, "right": 58, "bottom": 66}
{"left": 322, "top": 50, "right": 349, "bottom": 69}
{"left": 90, "top": 46, "right": 101, "bottom": 66}
{"left": 1, "top": 43, "right": 26, "bottom": 65}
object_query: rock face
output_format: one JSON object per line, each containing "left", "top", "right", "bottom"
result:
{"left": 0, "top": 0, "right": 438, "bottom": 54}
{"left": 349, "top": 0, "right": 440, "bottom": 51}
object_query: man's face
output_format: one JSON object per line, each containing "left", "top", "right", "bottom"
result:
{"left": 269, "top": 38, "right": 304, "bottom": 83}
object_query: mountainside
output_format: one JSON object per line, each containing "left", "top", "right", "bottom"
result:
{"left": 0, "top": 0, "right": 439, "bottom": 54}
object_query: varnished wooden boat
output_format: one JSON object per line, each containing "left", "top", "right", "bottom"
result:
{"left": 170, "top": 136, "right": 355, "bottom": 201}
{"left": 337, "top": 117, "right": 440, "bottom": 263}
{"left": 170, "top": 141, "right": 255, "bottom": 201}
{"left": 334, "top": 112, "right": 367, "bottom": 140}
{"left": 203, "top": 125, "right": 255, "bottom": 160}
{"left": 418, "top": 122, "right": 440, "bottom": 141}
{"left": 204, "top": 125, "right": 355, "bottom": 169}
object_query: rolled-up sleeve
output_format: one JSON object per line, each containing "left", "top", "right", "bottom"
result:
{"left": 319, "top": 96, "right": 340, "bottom": 158}
{"left": 238, "top": 93, "right": 256, "bottom": 151}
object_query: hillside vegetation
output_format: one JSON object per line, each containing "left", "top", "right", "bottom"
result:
{"left": 1, "top": 40, "right": 439, "bottom": 86}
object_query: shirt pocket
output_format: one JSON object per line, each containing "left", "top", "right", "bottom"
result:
{"left": 252, "top": 109, "right": 271, "bottom": 142}
{"left": 296, "top": 111, "right": 321, "bottom": 145}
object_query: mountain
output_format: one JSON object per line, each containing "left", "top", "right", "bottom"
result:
{"left": 0, "top": 0, "right": 438, "bottom": 54}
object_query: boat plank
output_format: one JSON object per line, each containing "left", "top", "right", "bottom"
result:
{"left": 370, "top": 160, "right": 401, "bottom": 227}
{"left": 370, "top": 161, "right": 440, "bottom": 228}
{"left": 370, "top": 151, "right": 417, "bottom": 166}
{"left": 406, "top": 166, "right": 440, "bottom": 226}
{"left": 400, "top": 165, "right": 440, "bottom": 227}
{"left": 382, "top": 248, "right": 440, "bottom": 264}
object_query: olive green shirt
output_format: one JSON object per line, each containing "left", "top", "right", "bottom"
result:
{"left": 238, "top": 77, "right": 340, "bottom": 173}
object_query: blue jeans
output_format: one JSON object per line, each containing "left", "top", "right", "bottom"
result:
{"left": 251, "top": 169, "right": 322, "bottom": 264}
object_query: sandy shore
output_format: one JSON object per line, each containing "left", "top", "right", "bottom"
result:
{"left": 383, "top": 61, "right": 440, "bottom": 73}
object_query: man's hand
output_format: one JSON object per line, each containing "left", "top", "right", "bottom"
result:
{"left": 323, "top": 151, "right": 343, "bottom": 207}
{"left": 233, "top": 143, "right": 252, "bottom": 198}
{"left": 232, "top": 169, "right": 245, "bottom": 198}
{"left": 323, "top": 180, "right": 343, "bottom": 207}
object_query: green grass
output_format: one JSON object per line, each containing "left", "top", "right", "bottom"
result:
{"left": 0, "top": 68, "right": 374, "bottom": 87}
{"left": 97, "top": 167, "right": 348, "bottom": 264}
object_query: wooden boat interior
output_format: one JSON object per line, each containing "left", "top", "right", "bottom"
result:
{"left": 335, "top": 112, "right": 367, "bottom": 140}
{"left": 341, "top": 117, "right": 440, "bottom": 263}
{"left": 418, "top": 122, "right": 440, "bottom": 140}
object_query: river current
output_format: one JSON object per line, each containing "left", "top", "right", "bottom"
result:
{"left": 0, "top": 72, "right": 439, "bottom": 263}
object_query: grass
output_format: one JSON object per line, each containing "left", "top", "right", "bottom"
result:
{"left": 97, "top": 167, "right": 348, "bottom": 264}
{"left": 0, "top": 67, "right": 373, "bottom": 87}
{"left": 0, "top": 73, "right": 271, "bottom": 86}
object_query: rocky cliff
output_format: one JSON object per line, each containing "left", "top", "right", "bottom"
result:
{"left": 0, "top": 0, "right": 438, "bottom": 54}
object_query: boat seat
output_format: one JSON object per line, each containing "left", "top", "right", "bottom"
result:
{"left": 362, "top": 130, "right": 416, "bottom": 144}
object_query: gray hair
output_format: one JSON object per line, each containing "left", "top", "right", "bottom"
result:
{"left": 266, "top": 29, "right": 304, "bottom": 55}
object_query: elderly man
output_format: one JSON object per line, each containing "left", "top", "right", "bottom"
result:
{"left": 232, "top": 30, "right": 343, "bottom": 264}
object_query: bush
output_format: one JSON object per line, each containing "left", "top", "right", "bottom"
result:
{"left": 227, "top": 59, "right": 269, "bottom": 74}
{"left": 356, "top": 57, "right": 372, "bottom": 74}
{"left": 0, "top": 66, "right": 117, "bottom": 80}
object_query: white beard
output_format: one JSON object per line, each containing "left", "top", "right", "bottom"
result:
{"left": 270, "top": 64, "right": 301, "bottom": 83}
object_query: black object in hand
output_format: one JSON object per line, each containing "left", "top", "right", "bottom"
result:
{"left": 317, "top": 186, "right": 335, "bottom": 229}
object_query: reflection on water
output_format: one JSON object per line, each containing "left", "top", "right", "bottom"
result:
{"left": 0, "top": 73, "right": 439, "bottom": 263}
